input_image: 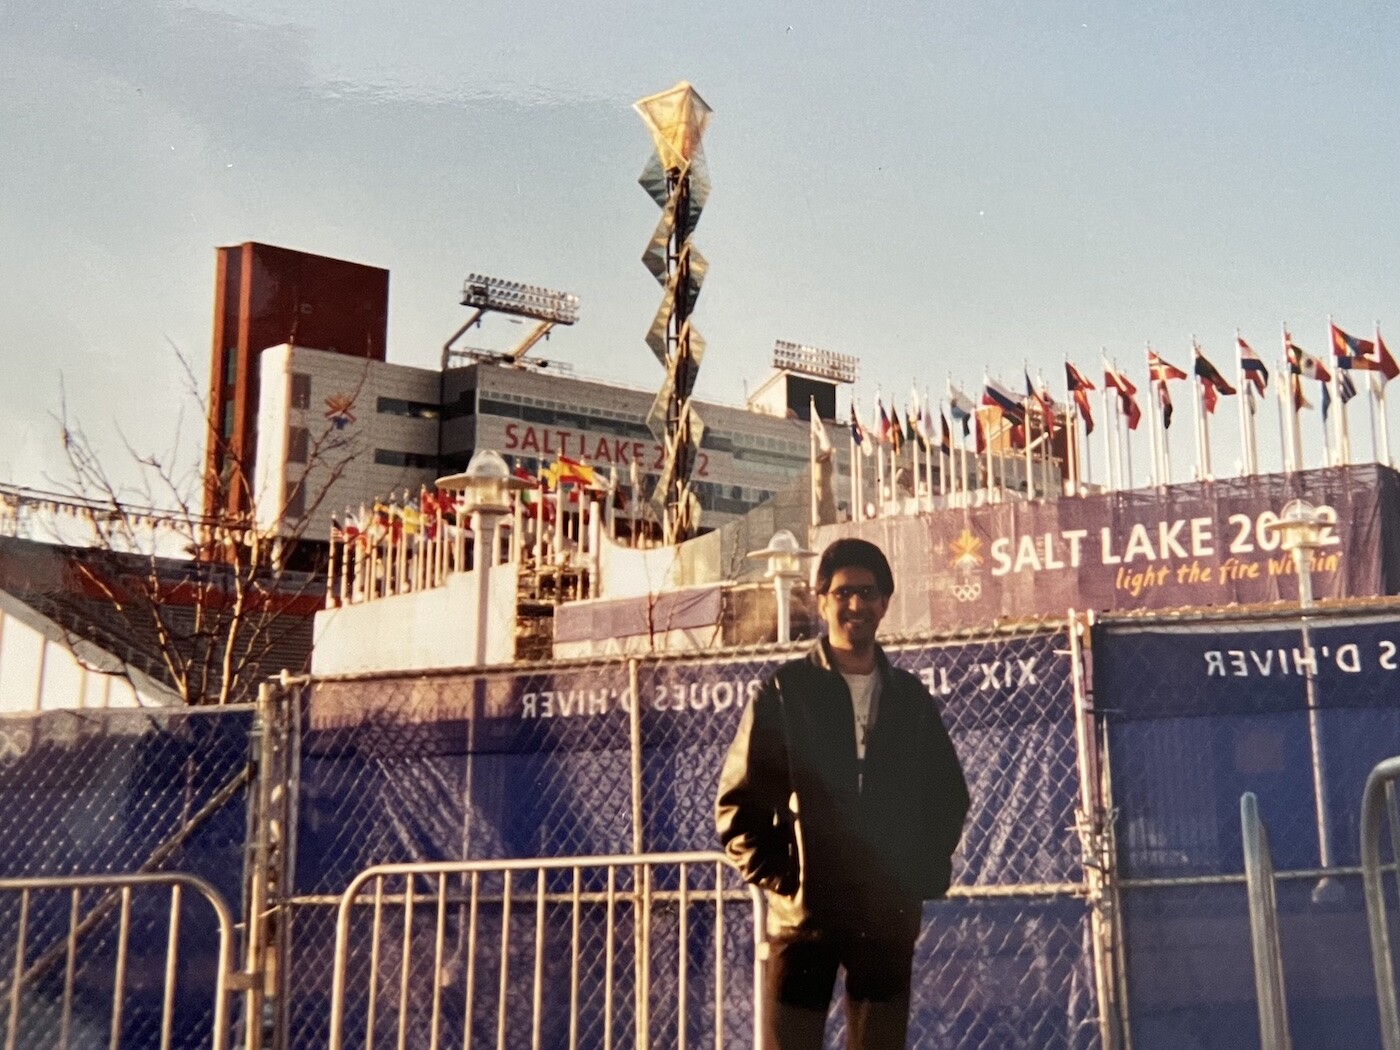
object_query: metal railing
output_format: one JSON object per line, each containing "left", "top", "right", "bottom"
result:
{"left": 327, "top": 851, "right": 766, "bottom": 1050}
{"left": 1361, "top": 756, "right": 1400, "bottom": 1050}
{"left": 1240, "top": 792, "right": 1291, "bottom": 1050}
{"left": 0, "top": 872, "right": 237, "bottom": 1050}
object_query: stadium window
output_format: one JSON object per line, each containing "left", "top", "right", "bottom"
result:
{"left": 287, "top": 426, "right": 309, "bottom": 464}
{"left": 223, "top": 352, "right": 238, "bottom": 386}
{"left": 374, "top": 449, "right": 439, "bottom": 469}
{"left": 377, "top": 396, "right": 440, "bottom": 419}
{"left": 290, "top": 373, "right": 312, "bottom": 409}
{"left": 221, "top": 401, "right": 235, "bottom": 439}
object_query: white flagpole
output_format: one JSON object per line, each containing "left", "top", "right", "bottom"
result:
{"left": 1080, "top": 402, "right": 1092, "bottom": 495}
{"left": 1367, "top": 371, "right": 1380, "bottom": 464}
{"left": 809, "top": 399, "right": 818, "bottom": 528}
{"left": 1329, "top": 317, "right": 1352, "bottom": 465}
{"left": 938, "top": 401, "right": 949, "bottom": 499}
{"left": 1376, "top": 326, "right": 1394, "bottom": 468}
{"left": 1146, "top": 351, "right": 1163, "bottom": 488}
{"left": 1235, "top": 333, "right": 1253, "bottom": 476}
{"left": 1100, "top": 354, "right": 1116, "bottom": 491}
{"left": 1275, "top": 368, "right": 1290, "bottom": 474}
{"left": 874, "top": 402, "right": 886, "bottom": 514}
{"left": 848, "top": 404, "right": 858, "bottom": 520}
{"left": 1160, "top": 381, "right": 1173, "bottom": 487}
{"left": 1379, "top": 375, "right": 1394, "bottom": 469}
{"left": 1191, "top": 344, "right": 1210, "bottom": 481}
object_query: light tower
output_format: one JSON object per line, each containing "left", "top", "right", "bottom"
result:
{"left": 634, "top": 81, "right": 713, "bottom": 545}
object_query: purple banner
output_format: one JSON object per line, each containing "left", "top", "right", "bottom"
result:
{"left": 815, "top": 465, "right": 1400, "bottom": 633}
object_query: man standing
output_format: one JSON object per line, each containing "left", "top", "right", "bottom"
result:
{"left": 716, "top": 538, "right": 969, "bottom": 1049}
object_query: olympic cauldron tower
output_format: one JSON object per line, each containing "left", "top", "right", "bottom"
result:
{"left": 634, "top": 82, "right": 713, "bottom": 545}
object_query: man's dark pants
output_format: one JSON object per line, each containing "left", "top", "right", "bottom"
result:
{"left": 762, "top": 928, "right": 918, "bottom": 1050}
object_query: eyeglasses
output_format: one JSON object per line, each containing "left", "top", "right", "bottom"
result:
{"left": 824, "top": 585, "right": 883, "bottom": 604}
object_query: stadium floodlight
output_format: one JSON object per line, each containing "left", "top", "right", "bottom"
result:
{"left": 772, "top": 340, "right": 860, "bottom": 385}
{"left": 460, "top": 274, "right": 580, "bottom": 326}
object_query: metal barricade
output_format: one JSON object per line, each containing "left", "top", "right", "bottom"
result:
{"left": 327, "top": 851, "right": 765, "bottom": 1050}
{"left": 1240, "top": 792, "right": 1291, "bottom": 1050}
{"left": 1361, "top": 756, "right": 1400, "bottom": 1050}
{"left": 0, "top": 872, "right": 237, "bottom": 1050}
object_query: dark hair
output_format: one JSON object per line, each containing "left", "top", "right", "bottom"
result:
{"left": 815, "top": 538, "right": 894, "bottom": 597}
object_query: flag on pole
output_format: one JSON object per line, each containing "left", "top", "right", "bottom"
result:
{"left": 1148, "top": 350, "right": 1188, "bottom": 383}
{"left": 939, "top": 411, "right": 952, "bottom": 453}
{"left": 948, "top": 383, "right": 975, "bottom": 437}
{"left": 1378, "top": 328, "right": 1400, "bottom": 383}
{"left": 1103, "top": 361, "right": 1142, "bottom": 430}
{"left": 982, "top": 378, "right": 1026, "bottom": 422}
{"left": 1147, "top": 349, "right": 1185, "bottom": 429}
{"left": 1193, "top": 346, "right": 1236, "bottom": 414}
{"left": 1338, "top": 369, "right": 1358, "bottom": 404}
{"left": 545, "top": 455, "right": 599, "bottom": 489}
{"left": 1066, "top": 361, "right": 1095, "bottom": 435}
{"left": 1238, "top": 336, "right": 1269, "bottom": 395}
{"left": 1026, "top": 370, "right": 1056, "bottom": 434}
{"left": 876, "top": 398, "right": 892, "bottom": 444}
{"left": 888, "top": 406, "right": 905, "bottom": 452}
{"left": 850, "top": 402, "right": 873, "bottom": 456}
{"left": 1287, "top": 334, "right": 1332, "bottom": 382}
{"left": 920, "top": 394, "right": 936, "bottom": 448}
{"left": 1331, "top": 322, "right": 1379, "bottom": 370}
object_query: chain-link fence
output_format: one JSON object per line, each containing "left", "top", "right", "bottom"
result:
{"left": 11, "top": 603, "right": 1400, "bottom": 1048}
{"left": 1094, "top": 606, "right": 1400, "bottom": 1049}
{"left": 0, "top": 704, "right": 255, "bottom": 1049}
{"left": 283, "top": 617, "right": 1102, "bottom": 1050}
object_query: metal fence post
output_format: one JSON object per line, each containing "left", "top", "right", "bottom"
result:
{"left": 1361, "top": 756, "right": 1400, "bottom": 1050}
{"left": 1241, "top": 792, "right": 1293, "bottom": 1050}
{"left": 628, "top": 656, "right": 650, "bottom": 1049}
{"left": 1070, "top": 610, "right": 1129, "bottom": 1050}
{"left": 240, "top": 678, "right": 297, "bottom": 1050}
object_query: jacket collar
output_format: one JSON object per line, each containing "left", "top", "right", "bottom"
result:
{"left": 809, "top": 637, "right": 894, "bottom": 686}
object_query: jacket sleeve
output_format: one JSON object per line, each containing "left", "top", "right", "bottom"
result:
{"left": 915, "top": 681, "right": 971, "bottom": 897}
{"left": 714, "top": 677, "right": 797, "bottom": 895}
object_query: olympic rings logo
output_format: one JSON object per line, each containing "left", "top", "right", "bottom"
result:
{"left": 0, "top": 728, "right": 33, "bottom": 766}
{"left": 950, "top": 582, "right": 982, "bottom": 603}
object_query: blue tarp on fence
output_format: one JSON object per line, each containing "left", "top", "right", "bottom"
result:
{"left": 1096, "top": 615, "right": 1400, "bottom": 1050}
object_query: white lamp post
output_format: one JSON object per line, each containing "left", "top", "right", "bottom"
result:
{"left": 437, "top": 450, "right": 531, "bottom": 665}
{"left": 1264, "top": 498, "right": 1341, "bottom": 903}
{"left": 747, "top": 530, "right": 816, "bottom": 644}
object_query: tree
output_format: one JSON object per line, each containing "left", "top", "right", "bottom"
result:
{"left": 37, "top": 349, "right": 368, "bottom": 705}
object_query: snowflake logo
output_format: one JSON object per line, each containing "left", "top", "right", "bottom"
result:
{"left": 324, "top": 394, "right": 357, "bottom": 430}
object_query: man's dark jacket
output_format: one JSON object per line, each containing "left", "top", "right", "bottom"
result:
{"left": 715, "top": 640, "right": 969, "bottom": 938}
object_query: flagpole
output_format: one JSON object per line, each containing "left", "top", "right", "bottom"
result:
{"left": 1080, "top": 400, "right": 1092, "bottom": 495}
{"left": 1191, "top": 341, "right": 1209, "bottom": 481}
{"left": 1377, "top": 324, "right": 1394, "bottom": 468}
{"left": 1379, "top": 376, "right": 1393, "bottom": 470}
{"left": 1145, "top": 349, "right": 1162, "bottom": 487}
{"left": 848, "top": 402, "right": 858, "bottom": 520}
{"left": 809, "top": 398, "right": 818, "bottom": 528}
{"left": 1100, "top": 355, "right": 1116, "bottom": 491}
{"left": 1367, "top": 371, "right": 1380, "bottom": 465}
{"left": 1235, "top": 332, "right": 1252, "bottom": 476}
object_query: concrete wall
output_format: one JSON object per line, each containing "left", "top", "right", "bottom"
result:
{"left": 311, "top": 565, "right": 519, "bottom": 675}
{"left": 0, "top": 591, "right": 175, "bottom": 711}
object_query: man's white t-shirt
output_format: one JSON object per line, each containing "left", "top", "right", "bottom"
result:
{"left": 841, "top": 671, "right": 877, "bottom": 762}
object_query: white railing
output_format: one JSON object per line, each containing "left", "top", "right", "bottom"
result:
{"left": 1361, "top": 756, "right": 1400, "bottom": 1050}
{"left": 326, "top": 490, "right": 608, "bottom": 609}
{"left": 327, "top": 852, "right": 766, "bottom": 1050}
{"left": 0, "top": 872, "right": 237, "bottom": 1050}
{"left": 1240, "top": 792, "right": 1292, "bottom": 1050}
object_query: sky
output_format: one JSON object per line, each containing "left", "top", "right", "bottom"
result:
{"left": 4, "top": 0, "right": 1400, "bottom": 499}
